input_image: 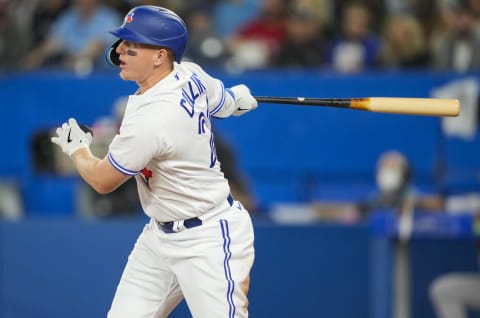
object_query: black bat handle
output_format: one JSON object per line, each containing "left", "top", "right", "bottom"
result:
{"left": 254, "top": 96, "right": 354, "bottom": 108}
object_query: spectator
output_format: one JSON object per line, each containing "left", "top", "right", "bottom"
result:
{"left": 324, "top": 2, "right": 381, "bottom": 73}
{"left": 357, "top": 150, "right": 443, "bottom": 216}
{"left": 7, "top": 0, "right": 39, "bottom": 45}
{"left": 294, "top": 0, "right": 334, "bottom": 32}
{"left": 213, "top": 0, "right": 260, "bottom": 38}
{"left": 385, "top": 0, "right": 439, "bottom": 37}
{"left": 413, "top": 0, "right": 440, "bottom": 38}
{"left": 227, "top": 0, "right": 289, "bottom": 71}
{"left": 102, "top": 0, "right": 132, "bottom": 16}
{"left": 22, "top": 0, "right": 120, "bottom": 74}
{"left": 0, "top": 0, "right": 30, "bottom": 71}
{"left": 331, "top": 0, "right": 385, "bottom": 34}
{"left": 183, "top": 2, "right": 231, "bottom": 69}
{"left": 311, "top": 150, "right": 444, "bottom": 222}
{"left": 430, "top": 1, "right": 480, "bottom": 72}
{"left": 272, "top": 3, "right": 326, "bottom": 68}
{"left": 384, "top": 0, "right": 413, "bottom": 15}
{"left": 29, "top": 0, "right": 69, "bottom": 49}
{"left": 380, "top": 14, "right": 430, "bottom": 69}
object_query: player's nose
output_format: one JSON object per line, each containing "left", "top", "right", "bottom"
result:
{"left": 116, "top": 40, "right": 126, "bottom": 54}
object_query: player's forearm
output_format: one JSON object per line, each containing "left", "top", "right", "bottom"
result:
{"left": 71, "top": 148, "right": 115, "bottom": 194}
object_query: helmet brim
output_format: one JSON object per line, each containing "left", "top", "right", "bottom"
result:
{"left": 109, "top": 27, "right": 154, "bottom": 46}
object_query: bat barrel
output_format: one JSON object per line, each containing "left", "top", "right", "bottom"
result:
{"left": 364, "top": 98, "right": 460, "bottom": 117}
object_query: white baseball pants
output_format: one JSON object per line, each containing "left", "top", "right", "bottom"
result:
{"left": 107, "top": 200, "right": 255, "bottom": 318}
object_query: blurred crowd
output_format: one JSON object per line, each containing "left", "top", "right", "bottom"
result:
{"left": 2, "top": 0, "right": 480, "bottom": 74}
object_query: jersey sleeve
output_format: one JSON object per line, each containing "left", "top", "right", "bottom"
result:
{"left": 184, "top": 62, "right": 237, "bottom": 118}
{"left": 209, "top": 81, "right": 238, "bottom": 118}
{"left": 108, "top": 108, "right": 171, "bottom": 176}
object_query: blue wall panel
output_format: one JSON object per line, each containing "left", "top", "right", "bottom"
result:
{"left": 0, "top": 219, "right": 477, "bottom": 318}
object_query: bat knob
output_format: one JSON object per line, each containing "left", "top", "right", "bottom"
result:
{"left": 80, "top": 124, "right": 93, "bottom": 137}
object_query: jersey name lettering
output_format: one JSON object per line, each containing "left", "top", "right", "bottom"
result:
{"left": 179, "top": 74, "right": 206, "bottom": 117}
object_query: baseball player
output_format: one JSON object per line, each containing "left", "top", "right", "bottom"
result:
{"left": 51, "top": 5, "right": 257, "bottom": 318}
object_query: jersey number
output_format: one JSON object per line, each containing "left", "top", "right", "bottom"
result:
{"left": 198, "top": 112, "right": 217, "bottom": 168}
{"left": 179, "top": 74, "right": 216, "bottom": 169}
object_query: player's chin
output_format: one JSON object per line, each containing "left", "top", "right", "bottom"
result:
{"left": 119, "top": 69, "right": 132, "bottom": 81}
{"left": 119, "top": 70, "right": 127, "bottom": 80}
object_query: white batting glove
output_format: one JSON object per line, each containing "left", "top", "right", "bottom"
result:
{"left": 230, "top": 84, "right": 258, "bottom": 116}
{"left": 51, "top": 118, "right": 93, "bottom": 157}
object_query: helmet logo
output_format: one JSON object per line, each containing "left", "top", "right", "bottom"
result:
{"left": 124, "top": 12, "right": 134, "bottom": 25}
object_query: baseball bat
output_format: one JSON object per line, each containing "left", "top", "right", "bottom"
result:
{"left": 80, "top": 124, "right": 93, "bottom": 135}
{"left": 254, "top": 96, "right": 460, "bottom": 117}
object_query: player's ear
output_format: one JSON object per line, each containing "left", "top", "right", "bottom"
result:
{"left": 153, "top": 48, "right": 168, "bottom": 66}
{"left": 106, "top": 39, "right": 122, "bottom": 66}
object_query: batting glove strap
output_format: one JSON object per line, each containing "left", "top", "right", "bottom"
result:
{"left": 230, "top": 84, "right": 258, "bottom": 116}
{"left": 51, "top": 118, "right": 93, "bottom": 157}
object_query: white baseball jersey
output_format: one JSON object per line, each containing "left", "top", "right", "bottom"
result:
{"left": 106, "top": 61, "right": 255, "bottom": 318}
{"left": 108, "top": 61, "right": 237, "bottom": 222}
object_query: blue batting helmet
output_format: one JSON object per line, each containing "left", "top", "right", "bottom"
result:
{"left": 106, "top": 6, "right": 188, "bottom": 65}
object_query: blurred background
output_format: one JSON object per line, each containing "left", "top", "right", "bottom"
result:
{"left": 1, "top": 0, "right": 480, "bottom": 317}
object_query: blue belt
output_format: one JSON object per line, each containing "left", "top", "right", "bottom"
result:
{"left": 159, "top": 194, "right": 234, "bottom": 234}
